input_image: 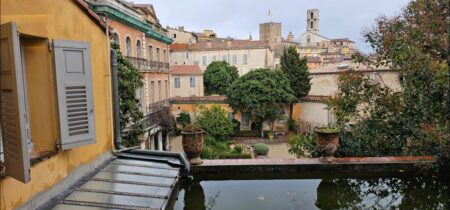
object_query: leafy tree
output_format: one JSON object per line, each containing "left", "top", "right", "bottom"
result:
{"left": 203, "top": 61, "right": 239, "bottom": 95}
{"left": 280, "top": 46, "right": 311, "bottom": 118}
{"left": 112, "top": 43, "right": 144, "bottom": 146}
{"left": 226, "top": 68, "right": 296, "bottom": 137}
{"left": 176, "top": 111, "right": 191, "bottom": 128}
{"left": 195, "top": 105, "right": 234, "bottom": 141}
{"left": 326, "top": 0, "right": 449, "bottom": 170}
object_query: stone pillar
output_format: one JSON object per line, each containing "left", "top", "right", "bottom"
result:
{"left": 158, "top": 131, "right": 163, "bottom": 151}
{"left": 165, "top": 132, "right": 170, "bottom": 151}
{"left": 150, "top": 134, "right": 155, "bottom": 150}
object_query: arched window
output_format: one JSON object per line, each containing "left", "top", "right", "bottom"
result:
{"left": 310, "top": 12, "right": 314, "bottom": 19}
{"left": 136, "top": 40, "right": 141, "bottom": 58}
{"left": 310, "top": 21, "right": 314, "bottom": 29}
{"left": 125, "top": 37, "right": 131, "bottom": 57}
{"left": 112, "top": 33, "right": 119, "bottom": 44}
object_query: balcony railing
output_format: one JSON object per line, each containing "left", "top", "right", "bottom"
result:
{"left": 126, "top": 56, "right": 170, "bottom": 71}
{"left": 146, "top": 99, "right": 171, "bottom": 114}
{"left": 142, "top": 99, "right": 172, "bottom": 129}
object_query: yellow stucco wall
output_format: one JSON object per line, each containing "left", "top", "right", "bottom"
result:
{"left": 1, "top": 0, "right": 113, "bottom": 209}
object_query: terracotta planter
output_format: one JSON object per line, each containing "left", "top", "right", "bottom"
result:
{"left": 314, "top": 127, "right": 340, "bottom": 163}
{"left": 181, "top": 130, "right": 204, "bottom": 165}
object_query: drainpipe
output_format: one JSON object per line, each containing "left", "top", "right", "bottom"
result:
{"left": 110, "top": 49, "right": 124, "bottom": 150}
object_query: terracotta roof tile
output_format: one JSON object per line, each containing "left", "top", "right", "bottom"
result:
{"left": 170, "top": 43, "right": 189, "bottom": 51}
{"left": 73, "top": 0, "right": 106, "bottom": 31}
{"left": 171, "top": 96, "right": 227, "bottom": 103}
{"left": 171, "top": 39, "right": 268, "bottom": 52}
{"left": 301, "top": 95, "right": 329, "bottom": 102}
{"left": 170, "top": 65, "right": 202, "bottom": 75}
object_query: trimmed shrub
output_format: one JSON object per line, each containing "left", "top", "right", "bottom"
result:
{"left": 254, "top": 143, "right": 269, "bottom": 156}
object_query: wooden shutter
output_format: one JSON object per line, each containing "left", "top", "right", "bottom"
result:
{"left": 53, "top": 40, "right": 95, "bottom": 150}
{"left": 0, "top": 22, "right": 31, "bottom": 183}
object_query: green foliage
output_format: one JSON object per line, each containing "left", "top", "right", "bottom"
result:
{"left": 288, "top": 133, "right": 320, "bottom": 158}
{"left": 195, "top": 105, "right": 234, "bottom": 141}
{"left": 280, "top": 46, "right": 312, "bottom": 100}
{"left": 288, "top": 118, "right": 297, "bottom": 132}
{"left": 253, "top": 143, "right": 269, "bottom": 156}
{"left": 112, "top": 42, "right": 144, "bottom": 147}
{"left": 201, "top": 136, "right": 250, "bottom": 159}
{"left": 231, "top": 119, "right": 241, "bottom": 131}
{"left": 232, "top": 144, "right": 244, "bottom": 154}
{"left": 203, "top": 61, "right": 239, "bottom": 95}
{"left": 326, "top": 0, "right": 449, "bottom": 170}
{"left": 250, "top": 121, "right": 262, "bottom": 131}
{"left": 226, "top": 68, "right": 296, "bottom": 136}
{"left": 176, "top": 111, "right": 191, "bottom": 128}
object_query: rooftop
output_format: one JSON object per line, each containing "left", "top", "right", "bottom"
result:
{"left": 170, "top": 65, "right": 203, "bottom": 75}
{"left": 170, "top": 39, "right": 268, "bottom": 52}
{"left": 42, "top": 151, "right": 185, "bottom": 210}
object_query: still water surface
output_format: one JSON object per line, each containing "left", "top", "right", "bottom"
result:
{"left": 173, "top": 175, "right": 449, "bottom": 210}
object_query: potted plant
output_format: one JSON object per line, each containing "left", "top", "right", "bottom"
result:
{"left": 267, "top": 130, "right": 274, "bottom": 139}
{"left": 181, "top": 124, "right": 204, "bottom": 165}
{"left": 314, "top": 126, "right": 339, "bottom": 163}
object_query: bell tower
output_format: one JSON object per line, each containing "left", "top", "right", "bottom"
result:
{"left": 307, "top": 9, "right": 319, "bottom": 34}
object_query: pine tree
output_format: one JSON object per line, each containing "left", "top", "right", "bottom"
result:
{"left": 280, "top": 46, "right": 311, "bottom": 118}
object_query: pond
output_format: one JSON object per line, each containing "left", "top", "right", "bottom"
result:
{"left": 172, "top": 174, "right": 449, "bottom": 210}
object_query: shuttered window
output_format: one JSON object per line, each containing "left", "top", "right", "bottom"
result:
{"left": 53, "top": 40, "right": 96, "bottom": 150}
{"left": 0, "top": 22, "right": 31, "bottom": 183}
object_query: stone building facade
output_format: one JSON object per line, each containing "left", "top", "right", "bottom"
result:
{"left": 87, "top": 0, "right": 173, "bottom": 151}
{"left": 170, "top": 65, "right": 204, "bottom": 97}
{"left": 299, "top": 62, "right": 400, "bottom": 128}
{"left": 170, "top": 40, "right": 275, "bottom": 76}
{"left": 167, "top": 26, "right": 198, "bottom": 44}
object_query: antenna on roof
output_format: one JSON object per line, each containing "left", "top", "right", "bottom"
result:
{"left": 268, "top": 10, "right": 273, "bottom": 22}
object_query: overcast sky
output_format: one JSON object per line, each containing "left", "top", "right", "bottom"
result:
{"left": 133, "top": 0, "right": 411, "bottom": 53}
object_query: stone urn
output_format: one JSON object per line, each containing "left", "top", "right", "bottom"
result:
{"left": 314, "top": 127, "right": 340, "bottom": 163}
{"left": 181, "top": 127, "right": 204, "bottom": 165}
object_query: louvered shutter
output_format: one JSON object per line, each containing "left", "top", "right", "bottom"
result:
{"left": 53, "top": 40, "right": 96, "bottom": 150}
{"left": 0, "top": 22, "right": 31, "bottom": 183}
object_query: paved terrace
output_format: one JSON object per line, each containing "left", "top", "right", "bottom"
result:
{"left": 191, "top": 156, "right": 433, "bottom": 176}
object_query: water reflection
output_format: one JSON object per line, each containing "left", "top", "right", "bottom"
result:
{"left": 315, "top": 177, "right": 449, "bottom": 210}
{"left": 183, "top": 182, "right": 205, "bottom": 210}
{"left": 176, "top": 176, "right": 449, "bottom": 210}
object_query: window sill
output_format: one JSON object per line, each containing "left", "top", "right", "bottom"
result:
{"left": 0, "top": 151, "right": 58, "bottom": 180}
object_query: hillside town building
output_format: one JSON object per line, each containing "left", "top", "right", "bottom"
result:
{"left": 170, "top": 65, "right": 204, "bottom": 97}
{"left": 170, "top": 39, "right": 275, "bottom": 76}
{"left": 86, "top": 0, "right": 173, "bottom": 151}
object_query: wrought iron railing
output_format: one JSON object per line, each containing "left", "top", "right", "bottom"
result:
{"left": 126, "top": 56, "right": 170, "bottom": 71}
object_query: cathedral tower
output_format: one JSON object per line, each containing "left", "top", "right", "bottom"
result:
{"left": 307, "top": 9, "right": 319, "bottom": 34}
